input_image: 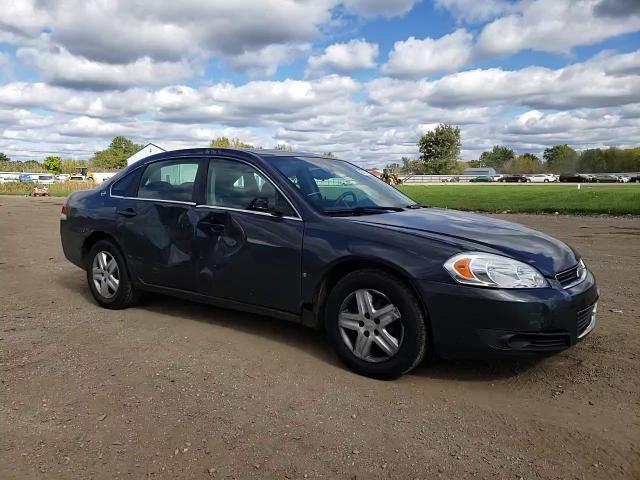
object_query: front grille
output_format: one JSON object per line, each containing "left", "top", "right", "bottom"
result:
{"left": 555, "top": 262, "right": 584, "bottom": 288}
{"left": 577, "top": 303, "right": 596, "bottom": 337}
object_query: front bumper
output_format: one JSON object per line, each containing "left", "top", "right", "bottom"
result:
{"left": 418, "top": 271, "right": 598, "bottom": 358}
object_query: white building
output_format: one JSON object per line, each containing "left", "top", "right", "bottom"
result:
{"left": 126, "top": 143, "right": 165, "bottom": 166}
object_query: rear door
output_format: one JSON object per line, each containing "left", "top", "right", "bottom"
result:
{"left": 114, "top": 157, "right": 203, "bottom": 291}
{"left": 193, "top": 156, "right": 304, "bottom": 313}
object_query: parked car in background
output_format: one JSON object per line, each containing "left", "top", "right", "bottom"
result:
{"left": 469, "top": 175, "right": 493, "bottom": 183}
{"left": 617, "top": 175, "right": 631, "bottom": 183}
{"left": 19, "top": 174, "right": 34, "bottom": 183}
{"left": 527, "top": 174, "right": 557, "bottom": 183}
{"left": 498, "top": 174, "right": 527, "bottom": 183}
{"left": 440, "top": 176, "right": 459, "bottom": 183}
{"left": 69, "top": 175, "right": 87, "bottom": 182}
{"left": 56, "top": 174, "right": 71, "bottom": 182}
{"left": 559, "top": 174, "right": 589, "bottom": 183}
{"left": 592, "top": 174, "right": 619, "bottom": 183}
{"left": 630, "top": 175, "right": 640, "bottom": 183}
{"left": 60, "top": 148, "right": 598, "bottom": 379}
{"left": 36, "top": 174, "right": 56, "bottom": 185}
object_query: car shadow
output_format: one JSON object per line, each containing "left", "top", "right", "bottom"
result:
{"left": 140, "top": 292, "right": 340, "bottom": 367}
{"left": 411, "top": 355, "right": 546, "bottom": 381}
{"left": 57, "top": 270, "right": 339, "bottom": 368}
{"left": 58, "top": 270, "right": 547, "bottom": 382}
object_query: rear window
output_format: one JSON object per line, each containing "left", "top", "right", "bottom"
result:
{"left": 111, "top": 170, "right": 140, "bottom": 197}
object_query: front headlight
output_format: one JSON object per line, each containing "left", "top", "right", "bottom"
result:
{"left": 444, "top": 252, "right": 548, "bottom": 288}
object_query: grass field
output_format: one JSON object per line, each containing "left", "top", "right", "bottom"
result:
{"left": 1, "top": 182, "right": 638, "bottom": 215}
{"left": 398, "top": 184, "right": 640, "bottom": 215}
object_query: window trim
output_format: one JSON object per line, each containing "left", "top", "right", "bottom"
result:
{"left": 203, "top": 156, "right": 302, "bottom": 221}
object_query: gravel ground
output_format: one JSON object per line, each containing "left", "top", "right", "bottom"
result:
{"left": 1, "top": 195, "right": 639, "bottom": 479}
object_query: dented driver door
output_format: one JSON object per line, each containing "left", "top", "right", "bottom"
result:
{"left": 193, "top": 157, "right": 303, "bottom": 313}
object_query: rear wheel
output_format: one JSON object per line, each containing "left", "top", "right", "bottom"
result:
{"left": 325, "top": 269, "right": 428, "bottom": 379}
{"left": 86, "top": 240, "right": 139, "bottom": 309}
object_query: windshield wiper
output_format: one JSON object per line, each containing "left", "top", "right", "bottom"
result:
{"left": 325, "top": 206, "right": 405, "bottom": 215}
{"left": 406, "top": 203, "right": 424, "bottom": 209}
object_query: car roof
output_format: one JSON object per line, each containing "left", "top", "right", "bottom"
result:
{"left": 144, "top": 147, "right": 328, "bottom": 161}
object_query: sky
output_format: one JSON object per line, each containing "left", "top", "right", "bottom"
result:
{"left": 0, "top": 0, "right": 639, "bottom": 168}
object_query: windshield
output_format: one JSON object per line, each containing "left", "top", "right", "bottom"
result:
{"left": 270, "top": 156, "right": 417, "bottom": 213}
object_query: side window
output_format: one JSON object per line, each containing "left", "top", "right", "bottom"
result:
{"left": 138, "top": 160, "right": 199, "bottom": 202}
{"left": 207, "top": 159, "right": 296, "bottom": 217}
{"left": 111, "top": 170, "right": 140, "bottom": 197}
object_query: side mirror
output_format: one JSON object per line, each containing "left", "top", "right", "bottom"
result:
{"left": 249, "top": 197, "right": 283, "bottom": 217}
{"left": 249, "top": 197, "right": 270, "bottom": 211}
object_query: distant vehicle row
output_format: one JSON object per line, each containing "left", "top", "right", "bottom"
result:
{"left": 0, "top": 172, "right": 118, "bottom": 184}
{"left": 466, "top": 173, "right": 639, "bottom": 183}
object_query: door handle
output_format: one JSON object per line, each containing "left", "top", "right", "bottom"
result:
{"left": 199, "top": 220, "right": 225, "bottom": 232}
{"left": 116, "top": 207, "right": 137, "bottom": 217}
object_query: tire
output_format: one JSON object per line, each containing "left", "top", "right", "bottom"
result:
{"left": 86, "top": 239, "right": 140, "bottom": 309}
{"left": 324, "top": 269, "right": 428, "bottom": 379}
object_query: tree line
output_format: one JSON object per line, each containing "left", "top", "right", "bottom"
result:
{"left": 2, "top": 130, "right": 638, "bottom": 175}
{"left": 386, "top": 124, "right": 640, "bottom": 175}
{"left": 0, "top": 136, "right": 142, "bottom": 174}
{"left": 0, "top": 136, "right": 308, "bottom": 174}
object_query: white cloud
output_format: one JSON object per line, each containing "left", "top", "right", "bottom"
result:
{"left": 307, "top": 39, "right": 378, "bottom": 76}
{"left": 17, "top": 45, "right": 198, "bottom": 90}
{"left": 425, "top": 53, "right": 640, "bottom": 109}
{"left": 435, "top": 0, "right": 514, "bottom": 23}
{"left": 382, "top": 29, "right": 473, "bottom": 78}
{"left": 342, "top": 0, "right": 419, "bottom": 18}
{"left": 226, "top": 44, "right": 312, "bottom": 77}
{"left": 1, "top": 28, "right": 639, "bottom": 168}
{"left": 0, "top": 0, "right": 422, "bottom": 88}
{"left": 0, "top": 0, "right": 336, "bottom": 85}
{"left": 476, "top": 0, "right": 640, "bottom": 57}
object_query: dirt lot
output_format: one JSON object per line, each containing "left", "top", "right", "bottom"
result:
{"left": 1, "top": 195, "right": 639, "bottom": 479}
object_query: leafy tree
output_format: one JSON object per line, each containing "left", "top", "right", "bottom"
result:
{"left": 503, "top": 153, "right": 543, "bottom": 174}
{"left": 323, "top": 152, "right": 336, "bottom": 158}
{"left": 578, "top": 147, "right": 640, "bottom": 173}
{"left": 43, "top": 156, "right": 62, "bottom": 173}
{"left": 467, "top": 159, "right": 484, "bottom": 168}
{"left": 418, "top": 124, "right": 461, "bottom": 174}
{"left": 61, "top": 158, "right": 89, "bottom": 174}
{"left": 91, "top": 136, "right": 143, "bottom": 171}
{"left": 210, "top": 136, "right": 254, "bottom": 149}
{"left": 0, "top": 158, "right": 42, "bottom": 172}
{"left": 400, "top": 157, "right": 428, "bottom": 174}
{"left": 273, "top": 143, "right": 292, "bottom": 151}
{"left": 452, "top": 160, "right": 468, "bottom": 174}
{"left": 543, "top": 144, "right": 578, "bottom": 173}
{"left": 0, "top": 152, "right": 9, "bottom": 162}
{"left": 384, "top": 162, "right": 401, "bottom": 173}
{"left": 479, "top": 146, "right": 515, "bottom": 172}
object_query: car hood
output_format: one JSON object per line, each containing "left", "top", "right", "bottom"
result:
{"left": 351, "top": 208, "right": 578, "bottom": 276}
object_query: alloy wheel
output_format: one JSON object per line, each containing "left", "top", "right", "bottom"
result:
{"left": 338, "top": 289, "right": 404, "bottom": 363}
{"left": 92, "top": 251, "right": 120, "bottom": 299}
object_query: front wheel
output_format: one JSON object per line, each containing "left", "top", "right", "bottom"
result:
{"left": 86, "top": 240, "right": 140, "bottom": 309}
{"left": 325, "top": 269, "right": 428, "bottom": 379}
